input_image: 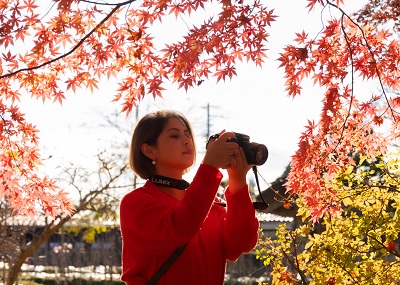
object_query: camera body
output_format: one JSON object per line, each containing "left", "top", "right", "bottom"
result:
{"left": 227, "top": 132, "right": 268, "bottom": 166}
{"left": 207, "top": 132, "right": 268, "bottom": 166}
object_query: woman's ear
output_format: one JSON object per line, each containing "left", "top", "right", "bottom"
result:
{"left": 141, "top": 143, "right": 156, "bottom": 160}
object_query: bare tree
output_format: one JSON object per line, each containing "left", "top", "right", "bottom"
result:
{"left": 2, "top": 149, "right": 133, "bottom": 285}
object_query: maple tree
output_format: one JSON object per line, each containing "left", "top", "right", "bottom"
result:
{"left": 257, "top": 149, "right": 400, "bottom": 284}
{"left": 0, "top": 0, "right": 276, "bottom": 216}
{"left": 0, "top": 0, "right": 398, "bottom": 233}
{"left": 354, "top": 0, "right": 400, "bottom": 32}
{"left": 280, "top": 0, "right": 400, "bottom": 222}
{"left": 2, "top": 0, "right": 399, "bottom": 283}
{"left": 254, "top": 0, "right": 400, "bottom": 283}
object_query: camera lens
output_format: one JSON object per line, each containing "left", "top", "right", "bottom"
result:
{"left": 255, "top": 145, "right": 268, "bottom": 165}
{"left": 244, "top": 143, "right": 268, "bottom": 165}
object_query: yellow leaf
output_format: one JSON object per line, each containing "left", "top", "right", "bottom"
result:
{"left": 342, "top": 197, "right": 353, "bottom": 207}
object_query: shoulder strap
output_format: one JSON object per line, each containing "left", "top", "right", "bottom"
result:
{"left": 146, "top": 243, "right": 188, "bottom": 285}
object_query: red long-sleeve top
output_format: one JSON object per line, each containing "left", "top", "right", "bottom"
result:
{"left": 119, "top": 163, "right": 259, "bottom": 285}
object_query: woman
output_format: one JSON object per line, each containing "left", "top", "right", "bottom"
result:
{"left": 120, "top": 110, "right": 259, "bottom": 284}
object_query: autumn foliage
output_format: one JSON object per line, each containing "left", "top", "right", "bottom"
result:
{"left": 280, "top": 1, "right": 400, "bottom": 222}
{"left": 0, "top": 0, "right": 276, "bottom": 216}
{"left": 0, "top": 0, "right": 399, "bottom": 227}
{"left": 257, "top": 150, "right": 400, "bottom": 284}
{"left": 1, "top": 0, "right": 400, "bottom": 283}
{"left": 253, "top": 1, "right": 400, "bottom": 283}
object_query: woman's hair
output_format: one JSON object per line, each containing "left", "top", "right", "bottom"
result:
{"left": 129, "top": 110, "right": 196, "bottom": 179}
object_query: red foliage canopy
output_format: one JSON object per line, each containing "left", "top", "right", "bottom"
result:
{"left": 0, "top": 0, "right": 399, "bottom": 221}
{"left": 0, "top": 0, "right": 276, "bottom": 216}
{"left": 280, "top": 1, "right": 400, "bottom": 221}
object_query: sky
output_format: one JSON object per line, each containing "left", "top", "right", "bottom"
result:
{"left": 19, "top": 0, "right": 370, "bottom": 194}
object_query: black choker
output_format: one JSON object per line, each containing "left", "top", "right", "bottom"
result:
{"left": 149, "top": 175, "right": 189, "bottom": 190}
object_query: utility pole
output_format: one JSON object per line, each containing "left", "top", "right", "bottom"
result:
{"left": 203, "top": 103, "right": 223, "bottom": 142}
{"left": 133, "top": 107, "right": 139, "bottom": 189}
{"left": 206, "top": 103, "right": 210, "bottom": 139}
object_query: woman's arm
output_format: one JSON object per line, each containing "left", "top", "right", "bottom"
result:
{"left": 121, "top": 164, "right": 223, "bottom": 250}
{"left": 223, "top": 147, "right": 260, "bottom": 260}
{"left": 223, "top": 185, "right": 259, "bottom": 261}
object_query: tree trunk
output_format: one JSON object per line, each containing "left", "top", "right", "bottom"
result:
{"left": 5, "top": 162, "right": 127, "bottom": 284}
{"left": 6, "top": 216, "right": 71, "bottom": 285}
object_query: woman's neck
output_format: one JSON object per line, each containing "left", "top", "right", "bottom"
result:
{"left": 154, "top": 164, "right": 185, "bottom": 179}
{"left": 158, "top": 187, "right": 185, "bottom": 200}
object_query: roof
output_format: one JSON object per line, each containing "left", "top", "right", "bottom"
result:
{"left": 257, "top": 212, "right": 294, "bottom": 223}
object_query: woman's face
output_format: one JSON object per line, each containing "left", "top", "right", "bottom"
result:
{"left": 151, "top": 117, "right": 195, "bottom": 176}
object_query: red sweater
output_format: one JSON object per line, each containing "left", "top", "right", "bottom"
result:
{"left": 119, "top": 164, "right": 259, "bottom": 285}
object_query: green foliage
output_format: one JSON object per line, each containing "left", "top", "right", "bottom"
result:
{"left": 257, "top": 149, "right": 400, "bottom": 284}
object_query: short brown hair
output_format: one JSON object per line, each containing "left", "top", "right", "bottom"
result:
{"left": 129, "top": 110, "right": 196, "bottom": 179}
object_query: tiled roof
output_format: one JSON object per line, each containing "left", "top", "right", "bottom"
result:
{"left": 256, "top": 212, "right": 294, "bottom": 223}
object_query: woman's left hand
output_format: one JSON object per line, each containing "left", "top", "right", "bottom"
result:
{"left": 226, "top": 147, "right": 252, "bottom": 193}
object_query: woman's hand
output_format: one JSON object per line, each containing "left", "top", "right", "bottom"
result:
{"left": 202, "top": 130, "right": 239, "bottom": 169}
{"left": 226, "top": 147, "right": 252, "bottom": 194}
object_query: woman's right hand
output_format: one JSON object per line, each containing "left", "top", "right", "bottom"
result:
{"left": 202, "top": 131, "right": 239, "bottom": 169}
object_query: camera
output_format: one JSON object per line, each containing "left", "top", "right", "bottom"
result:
{"left": 207, "top": 132, "right": 268, "bottom": 166}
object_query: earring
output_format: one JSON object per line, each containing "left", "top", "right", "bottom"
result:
{"left": 152, "top": 160, "right": 156, "bottom": 165}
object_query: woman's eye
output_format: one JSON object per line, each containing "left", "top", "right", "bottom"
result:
{"left": 169, "top": 132, "right": 191, "bottom": 139}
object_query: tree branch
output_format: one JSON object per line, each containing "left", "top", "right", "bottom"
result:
{"left": 0, "top": 2, "right": 126, "bottom": 80}
{"left": 326, "top": 0, "right": 395, "bottom": 120}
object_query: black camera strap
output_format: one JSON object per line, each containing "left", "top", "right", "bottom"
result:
{"left": 213, "top": 167, "right": 269, "bottom": 211}
{"left": 147, "top": 243, "right": 188, "bottom": 285}
{"left": 252, "top": 166, "right": 269, "bottom": 210}
{"left": 149, "top": 175, "right": 189, "bottom": 190}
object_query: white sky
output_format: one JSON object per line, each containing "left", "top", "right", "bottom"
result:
{"left": 19, "top": 0, "right": 372, "bottom": 192}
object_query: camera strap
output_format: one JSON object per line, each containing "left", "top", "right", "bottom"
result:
{"left": 146, "top": 243, "right": 188, "bottom": 285}
{"left": 215, "top": 201, "right": 268, "bottom": 211}
{"left": 252, "top": 166, "right": 269, "bottom": 210}
{"left": 213, "top": 167, "right": 269, "bottom": 211}
{"left": 149, "top": 175, "right": 189, "bottom": 190}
